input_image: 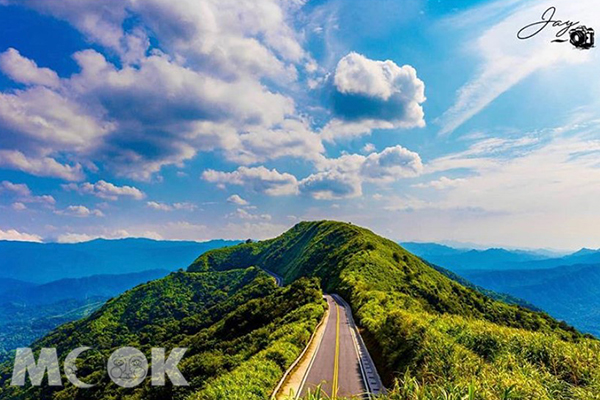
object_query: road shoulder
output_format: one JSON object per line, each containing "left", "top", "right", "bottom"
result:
{"left": 275, "top": 297, "right": 331, "bottom": 399}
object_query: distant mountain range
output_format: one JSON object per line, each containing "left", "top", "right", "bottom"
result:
{"left": 401, "top": 242, "right": 550, "bottom": 270}
{"left": 403, "top": 242, "right": 600, "bottom": 335}
{"left": 0, "top": 269, "right": 172, "bottom": 363}
{"left": 0, "top": 238, "right": 240, "bottom": 283}
{"left": 0, "top": 269, "right": 170, "bottom": 305}
{"left": 0, "top": 237, "right": 239, "bottom": 363}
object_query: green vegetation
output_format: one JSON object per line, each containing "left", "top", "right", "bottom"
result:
{"left": 0, "top": 268, "right": 325, "bottom": 400}
{"left": 0, "top": 298, "right": 106, "bottom": 364}
{"left": 3, "top": 220, "right": 599, "bottom": 399}
{"left": 190, "top": 221, "right": 600, "bottom": 399}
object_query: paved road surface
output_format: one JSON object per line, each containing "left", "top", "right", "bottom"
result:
{"left": 299, "top": 295, "right": 366, "bottom": 398}
{"left": 263, "top": 268, "right": 284, "bottom": 287}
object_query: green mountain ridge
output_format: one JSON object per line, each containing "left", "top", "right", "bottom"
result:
{"left": 2, "top": 221, "right": 600, "bottom": 400}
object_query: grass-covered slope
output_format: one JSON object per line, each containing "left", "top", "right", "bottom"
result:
{"left": 191, "top": 221, "right": 600, "bottom": 399}
{"left": 0, "top": 268, "right": 325, "bottom": 400}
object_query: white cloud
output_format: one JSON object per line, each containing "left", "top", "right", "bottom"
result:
{"left": 63, "top": 180, "right": 145, "bottom": 200}
{"left": 334, "top": 52, "right": 406, "bottom": 100}
{"left": 375, "top": 120, "right": 600, "bottom": 248}
{"left": 0, "top": 84, "right": 114, "bottom": 150}
{"left": 55, "top": 233, "right": 96, "bottom": 243}
{"left": 300, "top": 169, "right": 363, "bottom": 199}
{"left": 203, "top": 166, "right": 299, "bottom": 196}
{"left": 56, "top": 230, "right": 163, "bottom": 243}
{"left": 437, "top": 0, "right": 599, "bottom": 135}
{"left": 362, "top": 143, "right": 376, "bottom": 153}
{"left": 0, "top": 1, "right": 325, "bottom": 181}
{"left": 55, "top": 205, "right": 104, "bottom": 218}
{"left": 146, "top": 201, "right": 197, "bottom": 212}
{"left": 383, "top": 195, "right": 433, "bottom": 212}
{"left": 220, "top": 222, "right": 288, "bottom": 240}
{"left": 0, "top": 228, "right": 43, "bottom": 242}
{"left": 205, "top": 145, "right": 423, "bottom": 201}
{"left": 229, "top": 119, "right": 324, "bottom": 164}
{"left": 17, "top": 0, "right": 309, "bottom": 78}
{"left": 413, "top": 177, "right": 466, "bottom": 190}
{"left": 229, "top": 208, "right": 272, "bottom": 221}
{"left": 361, "top": 145, "right": 423, "bottom": 182}
{"left": 227, "top": 194, "right": 249, "bottom": 206}
{"left": 0, "top": 180, "right": 56, "bottom": 205}
{"left": 0, "top": 181, "right": 31, "bottom": 197}
{"left": 11, "top": 202, "right": 27, "bottom": 211}
{"left": 301, "top": 145, "right": 423, "bottom": 199}
{"left": 322, "top": 52, "right": 426, "bottom": 141}
{"left": 0, "top": 48, "right": 60, "bottom": 88}
{"left": 146, "top": 201, "right": 173, "bottom": 211}
{"left": 0, "top": 150, "right": 84, "bottom": 181}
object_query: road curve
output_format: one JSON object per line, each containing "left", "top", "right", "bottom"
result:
{"left": 263, "top": 268, "right": 284, "bottom": 287}
{"left": 299, "top": 295, "right": 367, "bottom": 398}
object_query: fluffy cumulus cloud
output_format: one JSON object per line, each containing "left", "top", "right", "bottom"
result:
{"left": 62, "top": 180, "right": 145, "bottom": 200}
{"left": 0, "top": 228, "right": 43, "bottom": 242}
{"left": 11, "top": 202, "right": 27, "bottom": 211}
{"left": 322, "top": 52, "right": 426, "bottom": 141}
{"left": 0, "top": 180, "right": 55, "bottom": 205}
{"left": 0, "top": 0, "right": 325, "bottom": 181}
{"left": 55, "top": 205, "right": 104, "bottom": 218}
{"left": 299, "top": 169, "right": 363, "bottom": 199}
{"left": 301, "top": 145, "right": 423, "bottom": 199}
{"left": 361, "top": 146, "right": 423, "bottom": 182}
{"left": 227, "top": 194, "right": 249, "bottom": 206}
{"left": 204, "top": 145, "right": 423, "bottom": 200}
{"left": 0, "top": 150, "right": 84, "bottom": 181}
{"left": 202, "top": 166, "right": 299, "bottom": 196}
{"left": 0, "top": 48, "right": 60, "bottom": 88}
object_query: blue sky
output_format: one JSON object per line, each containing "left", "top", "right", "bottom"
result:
{"left": 0, "top": 0, "right": 599, "bottom": 250}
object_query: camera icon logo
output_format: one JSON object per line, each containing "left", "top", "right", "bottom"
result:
{"left": 570, "top": 25, "right": 595, "bottom": 49}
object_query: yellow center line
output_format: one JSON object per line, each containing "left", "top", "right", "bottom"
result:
{"left": 332, "top": 302, "right": 340, "bottom": 399}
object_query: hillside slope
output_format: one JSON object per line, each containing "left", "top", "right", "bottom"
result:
{"left": 0, "top": 268, "right": 325, "bottom": 400}
{"left": 0, "top": 269, "right": 172, "bottom": 363}
{"left": 190, "top": 221, "right": 572, "bottom": 335}
{"left": 191, "top": 221, "right": 600, "bottom": 399}
{"left": 462, "top": 263, "right": 600, "bottom": 336}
